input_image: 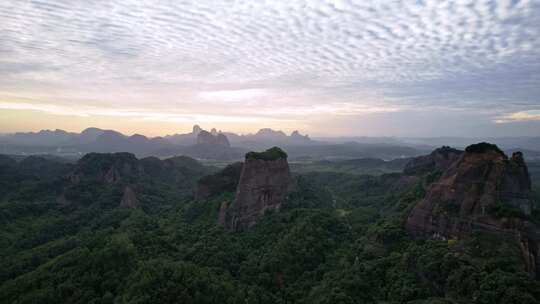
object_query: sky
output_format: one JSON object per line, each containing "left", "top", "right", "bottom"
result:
{"left": 0, "top": 0, "right": 539, "bottom": 137}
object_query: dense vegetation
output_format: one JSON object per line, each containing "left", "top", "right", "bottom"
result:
{"left": 465, "top": 142, "right": 505, "bottom": 155}
{"left": 290, "top": 158, "right": 409, "bottom": 176}
{"left": 246, "top": 147, "right": 288, "bottom": 161}
{"left": 195, "top": 162, "right": 243, "bottom": 198}
{"left": 0, "top": 153, "right": 539, "bottom": 303}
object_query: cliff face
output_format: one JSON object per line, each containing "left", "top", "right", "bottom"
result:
{"left": 120, "top": 186, "right": 139, "bottom": 208}
{"left": 404, "top": 146, "right": 462, "bottom": 175}
{"left": 405, "top": 143, "right": 538, "bottom": 274}
{"left": 406, "top": 144, "right": 533, "bottom": 238}
{"left": 222, "top": 147, "right": 291, "bottom": 231}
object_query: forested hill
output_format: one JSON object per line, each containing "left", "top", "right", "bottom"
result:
{"left": 1, "top": 148, "right": 540, "bottom": 303}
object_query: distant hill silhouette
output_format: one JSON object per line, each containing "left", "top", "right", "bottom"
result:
{"left": 2, "top": 125, "right": 539, "bottom": 162}
{"left": 0, "top": 125, "right": 312, "bottom": 160}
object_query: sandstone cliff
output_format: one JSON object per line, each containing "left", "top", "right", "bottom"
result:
{"left": 222, "top": 147, "right": 291, "bottom": 231}
{"left": 405, "top": 142, "right": 538, "bottom": 274}
{"left": 120, "top": 186, "right": 139, "bottom": 208}
{"left": 403, "top": 146, "right": 462, "bottom": 175}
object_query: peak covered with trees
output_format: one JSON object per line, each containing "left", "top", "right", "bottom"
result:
{"left": 465, "top": 142, "right": 505, "bottom": 156}
{"left": 245, "top": 146, "right": 288, "bottom": 161}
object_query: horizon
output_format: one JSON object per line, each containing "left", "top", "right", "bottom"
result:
{"left": 1, "top": 1, "right": 540, "bottom": 137}
{"left": 2, "top": 125, "right": 540, "bottom": 140}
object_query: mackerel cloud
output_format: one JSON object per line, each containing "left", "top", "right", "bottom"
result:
{"left": 0, "top": 0, "right": 539, "bottom": 134}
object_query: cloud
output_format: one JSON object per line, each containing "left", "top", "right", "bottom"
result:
{"left": 0, "top": 101, "right": 291, "bottom": 124}
{"left": 0, "top": 0, "right": 539, "bottom": 135}
{"left": 198, "top": 89, "right": 268, "bottom": 102}
{"left": 495, "top": 110, "right": 540, "bottom": 123}
{"left": 0, "top": 101, "right": 90, "bottom": 117}
{"left": 258, "top": 103, "right": 403, "bottom": 116}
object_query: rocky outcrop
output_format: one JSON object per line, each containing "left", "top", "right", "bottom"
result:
{"left": 192, "top": 124, "right": 202, "bottom": 135}
{"left": 290, "top": 130, "right": 310, "bottom": 142}
{"left": 405, "top": 143, "right": 538, "bottom": 275}
{"left": 221, "top": 147, "right": 291, "bottom": 231}
{"left": 196, "top": 130, "right": 230, "bottom": 147}
{"left": 180, "top": 130, "right": 244, "bottom": 160}
{"left": 120, "top": 186, "right": 139, "bottom": 208}
{"left": 404, "top": 146, "right": 462, "bottom": 175}
{"left": 68, "top": 152, "right": 141, "bottom": 184}
{"left": 253, "top": 128, "right": 288, "bottom": 141}
{"left": 63, "top": 153, "right": 208, "bottom": 209}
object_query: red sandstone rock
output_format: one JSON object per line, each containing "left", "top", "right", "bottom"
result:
{"left": 120, "top": 186, "right": 139, "bottom": 209}
{"left": 222, "top": 148, "right": 291, "bottom": 231}
{"left": 405, "top": 143, "right": 538, "bottom": 275}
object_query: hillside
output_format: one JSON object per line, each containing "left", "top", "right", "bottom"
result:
{"left": 0, "top": 145, "right": 539, "bottom": 303}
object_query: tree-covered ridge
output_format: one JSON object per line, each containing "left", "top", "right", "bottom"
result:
{"left": 245, "top": 147, "right": 288, "bottom": 161}
{"left": 195, "top": 162, "right": 243, "bottom": 200}
{"left": 0, "top": 150, "right": 539, "bottom": 303}
{"left": 465, "top": 142, "right": 505, "bottom": 155}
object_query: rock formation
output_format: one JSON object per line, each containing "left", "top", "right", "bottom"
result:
{"left": 192, "top": 124, "right": 202, "bottom": 135}
{"left": 63, "top": 152, "right": 208, "bottom": 209}
{"left": 196, "top": 130, "right": 230, "bottom": 147}
{"left": 120, "top": 186, "right": 139, "bottom": 208}
{"left": 403, "top": 146, "right": 462, "bottom": 175}
{"left": 221, "top": 147, "right": 291, "bottom": 231}
{"left": 405, "top": 143, "right": 538, "bottom": 275}
{"left": 253, "top": 128, "right": 288, "bottom": 141}
{"left": 68, "top": 152, "right": 141, "bottom": 184}
{"left": 290, "top": 130, "right": 310, "bottom": 142}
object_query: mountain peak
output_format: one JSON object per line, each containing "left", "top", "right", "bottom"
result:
{"left": 192, "top": 125, "right": 202, "bottom": 134}
{"left": 465, "top": 142, "right": 505, "bottom": 157}
{"left": 221, "top": 146, "right": 291, "bottom": 231}
{"left": 81, "top": 127, "right": 104, "bottom": 134}
{"left": 196, "top": 130, "right": 230, "bottom": 147}
{"left": 404, "top": 146, "right": 463, "bottom": 175}
{"left": 70, "top": 152, "right": 140, "bottom": 184}
{"left": 245, "top": 146, "right": 288, "bottom": 161}
{"left": 406, "top": 142, "right": 537, "bottom": 273}
{"left": 290, "top": 130, "right": 310, "bottom": 140}
{"left": 255, "top": 128, "right": 287, "bottom": 137}
{"left": 129, "top": 134, "right": 148, "bottom": 141}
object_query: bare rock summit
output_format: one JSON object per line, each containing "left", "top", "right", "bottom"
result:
{"left": 222, "top": 147, "right": 291, "bottom": 231}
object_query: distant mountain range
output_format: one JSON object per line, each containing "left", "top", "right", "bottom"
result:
{"left": 0, "top": 126, "right": 314, "bottom": 160}
{"left": 1, "top": 126, "right": 539, "bottom": 161}
{"left": 164, "top": 125, "right": 313, "bottom": 147}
